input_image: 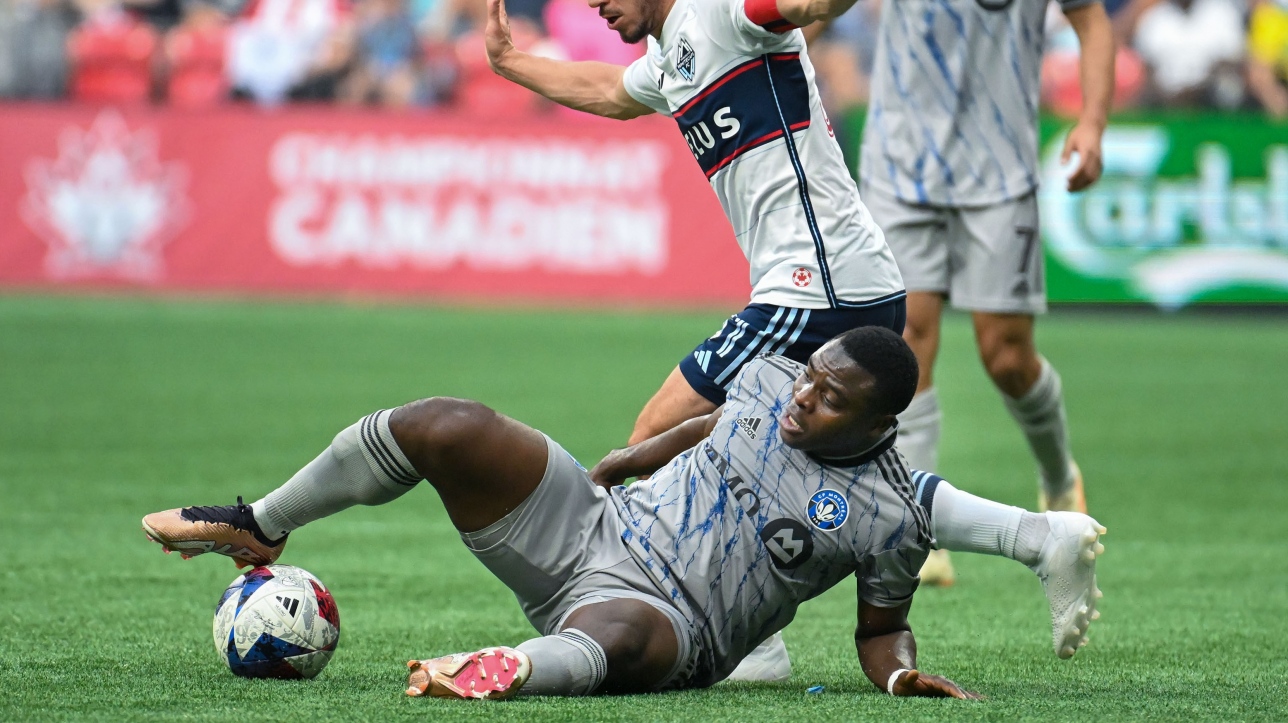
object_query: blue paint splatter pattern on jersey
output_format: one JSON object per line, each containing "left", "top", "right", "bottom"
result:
{"left": 610, "top": 355, "right": 931, "bottom": 685}
{"left": 861, "top": 0, "right": 1088, "bottom": 205}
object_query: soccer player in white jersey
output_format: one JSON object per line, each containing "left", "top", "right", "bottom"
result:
{"left": 141, "top": 327, "right": 1104, "bottom": 699}
{"left": 857, "top": 0, "right": 1115, "bottom": 587}
{"left": 477, "top": 0, "right": 1108, "bottom": 680}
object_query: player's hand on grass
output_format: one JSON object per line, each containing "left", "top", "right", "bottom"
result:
{"left": 890, "top": 669, "right": 982, "bottom": 700}
{"left": 484, "top": 0, "right": 515, "bottom": 72}
{"left": 1061, "top": 120, "right": 1104, "bottom": 192}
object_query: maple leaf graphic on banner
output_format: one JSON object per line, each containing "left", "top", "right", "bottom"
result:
{"left": 21, "top": 110, "right": 189, "bottom": 280}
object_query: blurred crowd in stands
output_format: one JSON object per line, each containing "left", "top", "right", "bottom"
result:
{"left": 1, "top": 0, "right": 1287, "bottom": 117}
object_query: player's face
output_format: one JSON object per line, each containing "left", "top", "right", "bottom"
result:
{"left": 588, "top": 0, "right": 663, "bottom": 43}
{"left": 779, "top": 341, "right": 893, "bottom": 455}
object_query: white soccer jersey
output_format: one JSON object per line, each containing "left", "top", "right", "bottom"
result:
{"left": 622, "top": 0, "right": 905, "bottom": 309}
{"left": 860, "top": 0, "right": 1099, "bottom": 207}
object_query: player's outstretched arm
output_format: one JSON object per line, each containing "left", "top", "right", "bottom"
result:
{"left": 855, "top": 599, "right": 981, "bottom": 700}
{"left": 589, "top": 406, "right": 724, "bottom": 488}
{"left": 769, "top": 0, "right": 863, "bottom": 29}
{"left": 1061, "top": 1, "right": 1114, "bottom": 192}
{"left": 485, "top": 0, "right": 653, "bottom": 120}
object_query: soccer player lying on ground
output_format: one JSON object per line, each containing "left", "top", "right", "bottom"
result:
{"left": 480, "top": 0, "right": 1105, "bottom": 680}
{"left": 142, "top": 328, "right": 1103, "bottom": 699}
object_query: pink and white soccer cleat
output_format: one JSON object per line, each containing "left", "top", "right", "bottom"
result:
{"left": 406, "top": 647, "right": 532, "bottom": 700}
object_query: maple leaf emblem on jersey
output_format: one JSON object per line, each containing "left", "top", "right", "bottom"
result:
{"left": 676, "top": 38, "right": 696, "bottom": 82}
{"left": 20, "top": 110, "right": 189, "bottom": 280}
{"left": 792, "top": 267, "right": 813, "bottom": 287}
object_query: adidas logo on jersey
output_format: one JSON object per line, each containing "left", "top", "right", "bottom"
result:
{"left": 736, "top": 417, "right": 762, "bottom": 439}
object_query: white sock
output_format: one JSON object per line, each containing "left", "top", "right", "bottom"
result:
{"left": 515, "top": 628, "right": 608, "bottom": 696}
{"left": 251, "top": 410, "right": 422, "bottom": 539}
{"left": 1003, "top": 358, "right": 1075, "bottom": 495}
{"left": 896, "top": 388, "right": 941, "bottom": 473}
{"left": 926, "top": 480, "right": 1047, "bottom": 566}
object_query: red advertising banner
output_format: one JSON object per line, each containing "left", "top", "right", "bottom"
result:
{"left": 0, "top": 105, "right": 750, "bottom": 306}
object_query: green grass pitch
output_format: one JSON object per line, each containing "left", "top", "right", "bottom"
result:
{"left": 1, "top": 295, "right": 1286, "bottom": 721}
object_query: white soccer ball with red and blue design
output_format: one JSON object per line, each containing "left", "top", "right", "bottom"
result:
{"left": 213, "top": 565, "right": 340, "bottom": 679}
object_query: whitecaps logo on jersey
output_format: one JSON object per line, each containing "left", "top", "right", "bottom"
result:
{"left": 807, "top": 489, "right": 848, "bottom": 531}
{"left": 676, "top": 38, "right": 696, "bottom": 82}
{"left": 20, "top": 110, "right": 189, "bottom": 281}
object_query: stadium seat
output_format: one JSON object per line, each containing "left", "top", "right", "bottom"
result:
{"left": 1042, "top": 48, "right": 1146, "bottom": 117}
{"left": 451, "top": 28, "right": 547, "bottom": 116}
{"left": 69, "top": 12, "right": 159, "bottom": 104}
{"left": 166, "top": 23, "right": 229, "bottom": 107}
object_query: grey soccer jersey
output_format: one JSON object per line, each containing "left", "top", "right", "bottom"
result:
{"left": 609, "top": 354, "right": 931, "bottom": 684}
{"left": 859, "top": 0, "right": 1098, "bottom": 206}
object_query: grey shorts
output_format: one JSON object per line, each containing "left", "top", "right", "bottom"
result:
{"left": 459, "top": 435, "right": 699, "bottom": 690}
{"left": 863, "top": 185, "right": 1047, "bottom": 314}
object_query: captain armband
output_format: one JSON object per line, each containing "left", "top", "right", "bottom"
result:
{"left": 743, "top": 0, "right": 800, "bottom": 34}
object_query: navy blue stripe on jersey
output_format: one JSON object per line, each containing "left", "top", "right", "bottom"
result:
{"left": 673, "top": 54, "right": 812, "bottom": 180}
{"left": 679, "top": 299, "right": 906, "bottom": 405}
{"left": 713, "top": 307, "right": 809, "bottom": 386}
{"left": 835, "top": 289, "right": 907, "bottom": 310}
{"left": 762, "top": 54, "right": 837, "bottom": 308}
{"left": 911, "top": 470, "right": 944, "bottom": 515}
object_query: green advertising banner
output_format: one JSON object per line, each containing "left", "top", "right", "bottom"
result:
{"left": 844, "top": 112, "right": 1288, "bottom": 307}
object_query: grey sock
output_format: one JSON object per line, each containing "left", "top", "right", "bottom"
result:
{"left": 896, "top": 388, "right": 941, "bottom": 473}
{"left": 251, "top": 409, "right": 422, "bottom": 539}
{"left": 515, "top": 628, "right": 608, "bottom": 697}
{"left": 1002, "top": 358, "right": 1075, "bottom": 495}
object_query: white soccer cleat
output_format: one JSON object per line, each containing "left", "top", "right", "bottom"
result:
{"left": 724, "top": 631, "right": 792, "bottom": 682}
{"left": 1028, "top": 511, "right": 1106, "bottom": 659}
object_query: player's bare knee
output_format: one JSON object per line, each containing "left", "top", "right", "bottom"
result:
{"left": 980, "top": 342, "right": 1038, "bottom": 397}
{"left": 564, "top": 601, "right": 675, "bottom": 691}
{"left": 595, "top": 618, "right": 652, "bottom": 669}
{"left": 390, "top": 397, "right": 497, "bottom": 457}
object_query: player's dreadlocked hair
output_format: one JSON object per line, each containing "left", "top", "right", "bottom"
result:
{"left": 835, "top": 326, "right": 919, "bottom": 417}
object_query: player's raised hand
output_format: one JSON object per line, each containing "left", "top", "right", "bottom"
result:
{"left": 484, "top": 0, "right": 515, "bottom": 73}
{"left": 891, "top": 669, "right": 982, "bottom": 700}
{"left": 1061, "top": 120, "right": 1105, "bottom": 192}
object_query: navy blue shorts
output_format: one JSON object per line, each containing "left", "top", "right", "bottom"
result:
{"left": 678, "top": 296, "right": 907, "bottom": 405}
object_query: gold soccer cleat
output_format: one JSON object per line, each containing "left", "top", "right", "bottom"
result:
{"left": 1040, "top": 461, "right": 1087, "bottom": 514}
{"left": 918, "top": 548, "right": 956, "bottom": 587}
{"left": 406, "top": 647, "right": 532, "bottom": 700}
{"left": 142, "top": 496, "right": 287, "bottom": 568}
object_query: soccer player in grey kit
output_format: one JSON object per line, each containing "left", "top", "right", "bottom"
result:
{"left": 143, "top": 328, "right": 1102, "bottom": 699}
{"left": 467, "top": 0, "right": 1112, "bottom": 680}
{"left": 858, "top": 0, "right": 1116, "bottom": 587}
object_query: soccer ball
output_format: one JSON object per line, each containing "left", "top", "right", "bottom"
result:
{"left": 213, "top": 565, "right": 340, "bottom": 679}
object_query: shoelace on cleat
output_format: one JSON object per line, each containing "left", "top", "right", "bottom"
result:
{"left": 179, "top": 496, "right": 285, "bottom": 547}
